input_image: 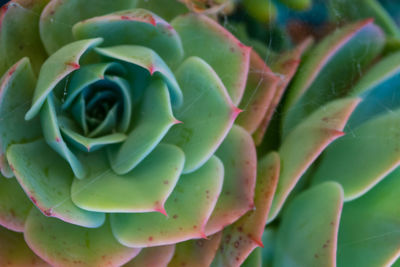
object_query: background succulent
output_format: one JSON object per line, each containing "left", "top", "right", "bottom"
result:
{"left": 0, "top": 0, "right": 279, "bottom": 266}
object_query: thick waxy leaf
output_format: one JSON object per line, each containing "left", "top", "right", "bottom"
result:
{"left": 125, "top": 245, "right": 175, "bottom": 267}
{"left": 109, "top": 79, "right": 178, "bottom": 175}
{"left": 274, "top": 182, "right": 343, "bottom": 267}
{"left": 0, "top": 0, "right": 49, "bottom": 74}
{"left": 337, "top": 167, "right": 400, "bottom": 267}
{"left": 348, "top": 50, "right": 400, "bottom": 128}
{"left": 312, "top": 108, "right": 400, "bottom": 200}
{"left": 87, "top": 103, "right": 118, "bottom": 137}
{"left": 105, "top": 75, "right": 132, "bottom": 133}
{"left": 268, "top": 97, "right": 360, "bottom": 222}
{"left": 7, "top": 139, "right": 105, "bottom": 228}
{"left": 165, "top": 57, "right": 239, "bottom": 173}
{"left": 211, "top": 152, "right": 279, "bottom": 267}
{"left": 168, "top": 232, "right": 222, "bottom": 267}
{"left": 282, "top": 20, "right": 384, "bottom": 136}
{"left": 25, "top": 38, "right": 103, "bottom": 120}
{"left": 0, "top": 58, "right": 41, "bottom": 178}
{"left": 236, "top": 50, "right": 279, "bottom": 134}
{"left": 135, "top": 0, "right": 188, "bottom": 21}
{"left": 39, "top": 0, "right": 137, "bottom": 54}
{"left": 0, "top": 225, "right": 50, "bottom": 267}
{"left": 0, "top": 178, "right": 32, "bottom": 232}
{"left": 205, "top": 125, "right": 257, "bottom": 235}
{"left": 25, "top": 209, "right": 140, "bottom": 267}
{"left": 70, "top": 95, "right": 88, "bottom": 135}
{"left": 111, "top": 156, "right": 224, "bottom": 247}
{"left": 61, "top": 62, "right": 125, "bottom": 110}
{"left": 171, "top": 14, "right": 251, "bottom": 105}
{"left": 60, "top": 125, "right": 127, "bottom": 152}
{"left": 253, "top": 38, "right": 312, "bottom": 145}
{"left": 40, "top": 95, "right": 86, "bottom": 178}
{"left": 329, "top": 0, "right": 400, "bottom": 38}
{"left": 71, "top": 144, "right": 184, "bottom": 213}
{"left": 73, "top": 9, "right": 184, "bottom": 67}
{"left": 95, "top": 45, "right": 182, "bottom": 107}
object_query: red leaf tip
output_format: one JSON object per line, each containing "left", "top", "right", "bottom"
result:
{"left": 231, "top": 106, "right": 243, "bottom": 118}
{"left": 173, "top": 119, "right": 183, "bottom": 125}
{"left": 154, "top": 205, "right": 168, "bottom": 217}
{"left": 66, "top": 62, "right": 80, "bottom": 69}
{"left": 252, "top": 237, "right": 264, "bottom": 248}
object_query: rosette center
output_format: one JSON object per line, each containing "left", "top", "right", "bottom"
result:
{"left": 58, "top": 62, "right": 132, "bottom": 153}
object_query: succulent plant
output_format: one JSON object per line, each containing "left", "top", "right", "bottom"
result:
{"left": 0, "top": 0, "right": 281, "bottom": 266}
{"left": 259, "top": 14, "right": 400, "bottom": 267}
{"left": 1, "top": 0, "right": 400, "bottom": 267}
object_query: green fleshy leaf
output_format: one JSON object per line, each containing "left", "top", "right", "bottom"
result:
{"left": 0, "top": 225, "right": 50, "bottom": 267}
{"left": 348, "top": 50, "right": 400, "bottom": 128}
{"left": 62, "top": 62, "right": 125, "bottom": 110}
{"left": 111, "top": 156, "right": 224, "bottom": 247}
{"left": 168, "top": 232, "right": 222, "bottom": 267}
{"left": 236, "top": 50, "right": 278, "bottom": 134}
{"left": 39, "top": 0, "right": 137, "bottom": 54}
{"left": 312, "top": 108, "right": 400, "bottom": 201}
{"left": 337, "top": 167, "right": 400, "bottom": 266}
{"left": 135, "top": 0, "right": 188, "bottom": 21}
{"left": 7, "top": 139, "right": 105, "bottom": 228}
{"left": 60, "top": 125, "right": 127, "bottom": 152}
{"left": 108, "top": 79, "right": 177, "bottom": 175}
{"left": 70, "top": 94, "right": 88, "bottom": 135}
{"left": 205, "top": 125, "right": 257, "bottom": 235}
{"left": 24, "top": 209, "right": 140, "bottom": 267}
{"left": 0, "top": 58, "right": 41, "bottom": 178}
{"left": 280, "top": 0, "right": 311, "bottom": 10}
{"left": 0, "top": 177, "right": 32, "bottom": 232}
{"left": 73, "top": 9, "right": 184, "bottom": 67}
{"left": 25, "top": 38, "right": 103, "bottom": 120}
{"left": 71, "top": 144, "right": 184, "bottom": 213}
{"left": 268, "top": 97, "right": 360, "bottom": 222}
{"left": 329, "top": 0, "right": 400, "bottom": 38}
{"left": 274, "top": 182, "right": 343, "bottom": 267}
{"left": 211, "top": 152, "right": 280, "bottom": 267}
{"left": 95, "top": 45, "right": 182, "bottom": 107}
{"left": 0, "top": 0, "right": 49, "bottom": 75}
{"left": 282, "top": 20, "right": 384, "bottom": 136}
{"left": 125, "top": 245, "right": 175, "bottom": 267}
{"left": 87, "top": 104, "right": 119, "bottom": 138}
{"left": 40, "top": 95, "right": 86, "bottom": 178}
{"left": 242, "top": 0, "right": 277, "bottom": 24}
{"left": 171, "top": 14, "right": 251, "bottom": 105}
{"left": 253, "top": 38, "right": 312, "bottom": 145}
{"left": 105, "top": 75, "right": 132, "bottom": 133}
{"left": 165, "top": 57, "right": 238, "bottom": 173}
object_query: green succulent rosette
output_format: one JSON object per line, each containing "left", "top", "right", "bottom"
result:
{"left": 0, "top": 0, "right": 288, "bottom": 266}
{"left": 258, "top": 16, "right": 400, "bottom": 267}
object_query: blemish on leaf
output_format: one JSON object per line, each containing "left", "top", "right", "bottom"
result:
{"left": 30, "top": 196, "right": 37, "bottom": 205}
{"left": 43, "top": 209, "right": 52, "bottom": 216}
{"left": 148, "top": 236, "right": 153, "bottom": 241}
